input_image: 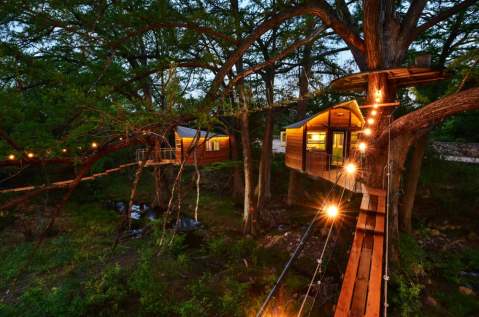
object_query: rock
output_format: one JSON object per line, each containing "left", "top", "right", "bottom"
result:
{"left": 430, "top": 229, "right": 441, "bottom": 237}
{"left": 459, "top": 286, "right": 475, "bottom": 296}
{"left": 425, "top": 296, "right": 439, "bottom": 307}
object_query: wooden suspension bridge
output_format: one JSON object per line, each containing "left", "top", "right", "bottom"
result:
{"left": 0, "top": 149, "right": 177, "bottom": 194}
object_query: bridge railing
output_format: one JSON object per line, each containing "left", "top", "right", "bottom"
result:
{"left": 135, "top": 148, "right": 176, "bottom": 162}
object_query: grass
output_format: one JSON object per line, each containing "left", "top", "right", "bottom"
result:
{"left": 0, "top": 167, "right": 308, "bottom": 317}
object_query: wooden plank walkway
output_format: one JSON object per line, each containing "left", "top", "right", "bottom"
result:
{"left": 334, "top": 185, "right": 386, "bottom": 317}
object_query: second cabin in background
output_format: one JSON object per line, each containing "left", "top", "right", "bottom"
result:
{"left": 175, "top": 126, "right": 231, "bottom": 165}
{"left": 282, "top": 100, "right": 365, "bottom": 177}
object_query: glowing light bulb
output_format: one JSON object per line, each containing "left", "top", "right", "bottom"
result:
{"left": 62, "top": 148, "right": 67, "bottom": 153}
{"left": 358, "top": 142, "right": 367, "bottom": 153}
{"left": 364, "top": 128, "right": 372, "bottom": 136}
{"left": 27, "top": 152, "right": 34, "bottom": 158}
{"left": 371, "top": 110, "right": 377, "bottom": 116}
{"left": 373, "top": 103, "right": 379, "bottom": 109}
{"left": 91, "top": 142, "right": 98, "bottom": 149}
{"left": 325, "top": 204, "right": 339, "bottom": 218}
{"left": 8, "top": 154, "right": 15, "bottom": 160}
{"left": 367, "top": 118, "right": 375, "bottom": 125}
{"left": 344, "top": 162, "right": 357, "bottom": 175}
{"left": 119, "top": 137, "right": 123, "bottom": 141}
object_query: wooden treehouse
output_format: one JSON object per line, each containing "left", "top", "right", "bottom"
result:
{"left": 136, "top": 126, "right": 231, "bottom": 166}
{"left": 282, "top": 100, "right": 365, "bottom": 191}
{"left": 329, "top": 63, "right": 446, "bottom": 317}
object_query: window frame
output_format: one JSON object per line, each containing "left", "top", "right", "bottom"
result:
{"left": 306, "top": 131, "right": 327, "bottom": 151}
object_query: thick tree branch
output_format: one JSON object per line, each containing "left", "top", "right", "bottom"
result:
{"left": 414, "top": 0, "right": 476, "bottom": 37}
{"left": 376, "top": 87, "right": 479, "bottom": 146}
{"left": 203, "top": 3, "right": 365, "bottom": 107}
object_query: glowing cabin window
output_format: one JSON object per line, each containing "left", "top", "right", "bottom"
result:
{"left": 206, "top": 139, "right": 220, "bottom": 151}
{"left": 307, "top": 132, "right": 326, "bottom": 150}
{"left": 350, "top": 132, "right": 359, "bottom": 149}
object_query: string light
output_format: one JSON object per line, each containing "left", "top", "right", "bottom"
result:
{"left": 8, "top": 154, "right": 15, "bottom": 160}
{"left": 27, "top": 152, "right": 34, "bottom": 158}
{"left": 371, "top": 109, "right": 377, "bottom": 116}
{"left": 364, "top": 128, "right": 372, "bottom": 136}
{"left": 91, "top": 142, "right": 98, "bottom": 149}
{"left": 325, "top": 204, "right": 339, "bottom": 218}
{"left": 62, "top": 148, "right": 67, "bottom": 153}
{"left": 358, "top": 142, "right": 367, "bottom": 153}
{"left": 373, "top": 103, "right": 379, "bottom": 109}
{"left": 119, "top": 137, "right": 123, "bottom": 141}
{"left": 344, "top": 162, "right": 357, "bottom": 175}
{"left": 367, "top": 118, "right": 375, "bottom": 125}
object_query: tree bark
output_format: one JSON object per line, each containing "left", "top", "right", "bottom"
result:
{"left": 256, "top": 72, "right": 274, "bottom": 211}
{"left": 240, "top": 102, "right": 255, "bottom": 235}
{"left": 230, "top": 132, "right": 244, "bottom": 201}
{"left": 400, "top": 133, "right": 428, "bottom": 233}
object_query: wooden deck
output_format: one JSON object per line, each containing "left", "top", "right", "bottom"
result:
{"left": 334, "top": 185, "right": 386, "bottom": 317}
{"left": 310, "top": 168, "right": 362, "bottom": 193}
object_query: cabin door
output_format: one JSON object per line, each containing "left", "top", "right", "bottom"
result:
{"left": 331, "top": 131, "right": 345, "bottom": 166}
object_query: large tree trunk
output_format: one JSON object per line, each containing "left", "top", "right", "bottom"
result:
{"left": 256, "top": 72, "right": 274, "bottom": 211}
{"left": 400, "top": 134, "right": 428, "bottom": 233}
{"left": 230, "top": 132, "right": 244, "bottom": 201}
{"left": 240, "top": 105, "right": 256, "bottom": 235}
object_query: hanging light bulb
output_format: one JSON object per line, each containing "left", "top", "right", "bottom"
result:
{"left": 367, "top": 118, "right": 375, "bottom": 125}
{"left": 8, "top": 154, "right": 15, "bottom": 160}
{"left": 325, "top": 204, "right": 339, "bottom": 218}
{"left": 344, "top": 162, "right": 357, "bottom": 175}
{"left": 371, "top": 109, "right": 377, "bottom": 116}
{"left": 364, "top": 128, "right": 372, "bottom": 136}
{"left": 91, "top": 142, "right": 98, "bottom": 149}
{"left": 27, "top": 152, "right": 34, "bottom": 158}
{"left": 358, "top": 142, "right": 367, "bottom": 153}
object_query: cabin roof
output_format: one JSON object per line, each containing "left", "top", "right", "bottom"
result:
{"left": 284, "top": 100, "right": 365, "bottom": 129}
{"left": 176, "top": 126, "right": 226, "bottom": 138}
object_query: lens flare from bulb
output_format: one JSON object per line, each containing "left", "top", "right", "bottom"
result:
{"left": 358, "top": 142, "right": 367, "bottom": 153}
{"left": 325, "top": 204, "right": 339, "bottom": 218}
{"left": 345, "top": 162, "right": 357, "bottom": 174}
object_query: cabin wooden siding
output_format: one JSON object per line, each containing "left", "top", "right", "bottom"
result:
{"left": 175, "top": 133, "right": 230, "bottom": 165}
{"left": 285, "top": 127, "right": 304, "bottom": 170}
{"left": 284, "top": 105, "right": 364, "bottom": 176}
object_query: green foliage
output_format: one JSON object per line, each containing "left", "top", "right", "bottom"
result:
{"left": 391, "top": 275, "right": 424, "bottom": 317}
{"left": 436, "top": 290, "right": 479, "bottom": 317}
{"left": 84, "top": 264, "right": 128, "bottom": 314}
